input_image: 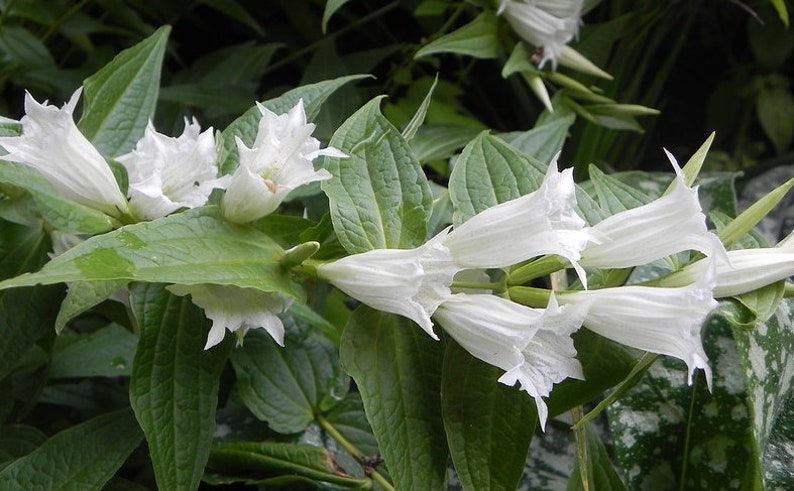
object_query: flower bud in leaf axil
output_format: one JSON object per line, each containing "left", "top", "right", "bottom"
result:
{"left": 221, "top": 100, "right": 345, "bottom": 224}
{"left": 0, "top": 88, "right": 130, "bottom": 218}
{"left": 167, "top": 284, "right": 293, "bottom": 349}
{"left": 116, "top": 119, "right": 227, "bottom": 220}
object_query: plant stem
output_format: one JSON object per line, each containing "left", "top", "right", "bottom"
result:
{"left": 316, "top": 414, "right": 395, "bottom": 491}
{"left": 571, "top": 406, "right": 592, "bottom": 491}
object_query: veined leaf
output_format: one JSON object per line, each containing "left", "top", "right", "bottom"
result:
{"left": 0, "top": 409, "right": 142, "bottom": 490}
{"left": 0, "top": 207, "right": 304, "bottom": 301}
{"left": 499, "top": 114, "right": 576, "bottom": 166}
{"left": 79, "top": 26, "right": 170, "bottom": 157}
{"left": 415, "top": 12, "right": 501, "bottom": 60}
{"left": 442, "top": 340, "right": 536, "bottom": 491}
{"left": 448, "top": 131, "right": 546, "bottom": 225}
{"left": 340, "top": 307, "right": 448, "bottom": 490}
{"left": 49, "top": 324, "right": 137, "bottom": 378}
{"left": 129, "top": 283, "right": 231, "bottom": 491}
{"left": 321, "top": 96, "right": 433, "bottom": 253}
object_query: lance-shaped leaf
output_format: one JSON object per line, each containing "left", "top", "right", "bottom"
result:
{"left": 79, "top": 26, "right": 170, "bottom": 157}
{"left": 340, "top": 307, "right": 448, "bottom": 490}
{"left": 321, "top": 96, "right": 433, "bottom": 253}
{"left": 442, "top": 340, "right": 536, "bottom": 491}
{"left": 206, "top": 442, "right": 369, "bottom": 487}
{"left": 0, "top": 207, "right": 303, "bottom": 301}
{"left": 0, "top": 409, "right": 142, "bottom": 490}
{"left": 129, "top": 283, "right": 232, "bottom": 491}
{"left": 415, "top": 12, "right": 501, "bottom": 59}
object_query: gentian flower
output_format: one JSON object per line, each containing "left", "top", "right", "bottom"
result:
{"left": 558, "top": 269, "right": 718, "bottom": 389}
{"left": 116, "top": 119, "right": 227, "bottom": 220}
{"left": 579, "top": 150, "right": 726, "bottom": 270}
{"left": 443, "top": 160, "right": 594, "bottom": 282}
{"left": 167, "top": 284, "right": 293, "bottom": 349}
{"left": 221, "top": 100, "right": 345, "bottom": 223}
{"left": 434, "top": 293, "right": 587, "bottom": 428}
{"left": 497, "top": 0, "right": 583, "bottom": 68}
{"left": 661, "top": 232, "right": 794, "bottom": 297}
{"left": 316, "top": 231, "right": 457, "bottom": 339}
{"left": 0, "top": 88, "right": 129, "bottom": 218}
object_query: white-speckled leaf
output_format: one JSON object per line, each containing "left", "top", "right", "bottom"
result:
{"left": 607, "top": 317, "right": 757, "bottom": 490}
{"left": 732, "top": 299, "right": 794, "bottom": 484}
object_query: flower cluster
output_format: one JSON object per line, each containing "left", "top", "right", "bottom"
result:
{"left": 0, "top": 89, "right": 342, "bottom": 349}
{"left": 317, "top": 152, "right": 728, "bottom": 427}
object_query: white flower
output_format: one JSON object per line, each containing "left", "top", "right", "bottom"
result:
{"left": 316, "top": 231, "right": 457, "bottom": 339}
{"left": 116, "top": 119, "right": 226, "bottom": 220}
{"left": 0, "top": 88, "right": 129, "bottom": 218}
{"left": 443, "top": 159, "right": 593, "bottom": 282}
{"left": 167, "top": 284, "right": 293, "bottom": 350}
{"left": 221, "top": 100, "right": 344, "bottom": 223}
{"left": 579, "top": 150, "right": 726, "bottom": 270}
{"left": 434, "top": 293, "right": 587, "bottom": 428}
{"left": 558, "top": 269, "right": 718, "bottom": 389}
{"left": 661, "top": 232, "right": 794, "bottom": 297}
{"left": 498, "top": 0, "right": 584, "bottom": 68}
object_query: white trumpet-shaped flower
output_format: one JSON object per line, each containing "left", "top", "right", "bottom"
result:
{"left": 116, "top": 119, "right": 227, "bottom": 220}
{"left": 221, "top": 100, "right": 345, "bottom": 223}
{"left": 443, "top": 160, "right": 594, "bottom": 281}
{"left": 580, "top": 150, "right": 726, "bottom": 270}
{"left": 558, "top": 268, "right": 718, "bottom": 389}
{"left": 316, "top": 231, "right": 457, "bottom": 340}
{"left": 0, "top": 88, "right": 129, "bottom": 218}
{"left": 434, "top": 293, "right": 587, "bottom": 428}
{"left": 661, "top": 231, "right": 794, "bottom": 297}
{"left": 167, "top": 284, "right": 293, "bottom": 350}
{"left": 498, "top": 0, "right": 583, "bottom": 68}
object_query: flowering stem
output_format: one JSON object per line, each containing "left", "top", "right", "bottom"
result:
{"left": 508, "top": 255, "right": 568, "bottom": 286}
{"left": 451, "top": 280, "right": 503, "bottom": 292}
{"left": 571, "top": 406, "right": 593, "bottom": 491}
{"left": 316, "top": 414, "right": 395, "bottom": 491}
{"left": 507, "top": 286, "right": 551, "bottom": 308}
{"left": 292, "top": 259, "right": 321, "bottom": 278}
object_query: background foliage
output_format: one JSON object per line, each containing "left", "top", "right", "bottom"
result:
{"left": 0, "top": 0, "right": 793, "bottom": 490}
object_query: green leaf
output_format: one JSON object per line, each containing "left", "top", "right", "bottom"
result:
{"left": 415, "top": 12, "right": 501, "bottom": 60}
{"left": 770, "top": 0, "right": 790, "bottom": 27}
{"left": 0, "top": 207, "right": 303, "bottom": 301}
{"left": 128, "top": 283, "right": 231, "bottom": 491}
{"left": 78, "top": 26, "right": 170, "bottom": 157}
{"left": 0, "top": 425, "right": 47, "bottom": 469}
{"left": 402, "top": 74, "right": 438, "bottom": 141}
{"left": 410, "top": 124, "right": 481, "bottom": 163}
{"left": 442, "top": 340, "right": 536, "bottom": 491}
{"left": 502, "top": 42, "right": 541, "bottom": 78}
{"left": 732, "top": 301, "right": 794, "bottom": 478}
{"left": 218, "top": 74, "right": 369, "bottom": 175}
{"left": 756, "top": 79, "right": 794, "bottom": 155}
{"left": 0, "top": 221, "right": 62, "bottom": 380}
{"left": 49, "top": 324, "right": 137, "bottom": 378}
{"left": 321, "top": 96, "right": 433, "bottom": 253}
{"left": 206, "top": 441, "right": 369, "bottom": 487}
{"left": 448, "top": 131, "right": 546, "bottom": 225}
{"left": 587, "top": 165, "right": 652, "bottom": 215}
{"left": 607, "top": 317, "right": 759, "bottom": 490}
{"left": 0, "top": 161, "right": 117, "bottom": 234}
{"left": 499, "top": 115, "right": 576, "bottom": 166}
{"left": 340, "top": 307, "right": 448, "bottom": 490}
{"left": 322, "top": 0, "right": 352, "bottom": 33}
{"left": 54, "top": 280, "right": 127, "bottom": 332}
{"left": 764, "top": 397, "right": 794, "bottom": 487}
{"left": 0, "top": 409, "right": 143, "bottom": 490}
{"left": 324, "top": 392, "right": 380, "bottom": 457}
{"left": 230, "top": 320, "right": 349, "bottom": 434}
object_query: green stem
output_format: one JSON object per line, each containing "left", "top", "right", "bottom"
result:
{"left": 571, "top": 406, "right": 592, "bottom": 491}
{"left": 316, "top": 414, "right": 395, "bottom": 491}
{"left": 508, "top": 255, "right": 568, "bottom": 286}
{"left": 507, "top": 286, "right": 552, "bottom": 308}
{"left": 451, "top": 280, "right": 500, "bottom": 292}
